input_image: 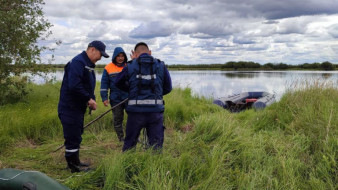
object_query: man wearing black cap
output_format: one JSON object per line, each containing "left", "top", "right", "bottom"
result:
{"left": 115, "top": 42, "right": 172, "bottom": 152}
{"left": 58, "top": 40, "right": 109, "bottom": 173}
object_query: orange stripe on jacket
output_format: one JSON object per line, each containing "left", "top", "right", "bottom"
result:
{"left": 105, "top": 62, "right": 125, "bottom": 75}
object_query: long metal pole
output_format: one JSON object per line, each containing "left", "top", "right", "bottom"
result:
{"left": 52, "top": 98, "right": 128, "bottom": 153}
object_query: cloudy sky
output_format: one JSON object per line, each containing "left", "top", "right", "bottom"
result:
{"left": 41, "top": 0, "right": 338, "bottom": 65}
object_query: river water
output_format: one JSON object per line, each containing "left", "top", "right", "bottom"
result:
{"left": 31, "top": 70, "right": 338, "bottom": 101}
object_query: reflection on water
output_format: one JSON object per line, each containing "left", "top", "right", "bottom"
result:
{"left": 322, "top": 73, "right": 332, "bottom": 79}
{"left": 222, "top": 72, "right": 259, "bottom": 78}
{"left": 30, "top": 70, "right": 338, "bottom": 101}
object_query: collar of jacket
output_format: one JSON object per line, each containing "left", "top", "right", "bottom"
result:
{"left": 139, "top": 53, "right": 150, "bottom": 57}
{"left": 82, "top": 51, "right": 96, "bottom": 68}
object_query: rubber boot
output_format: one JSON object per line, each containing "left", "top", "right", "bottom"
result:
{"left": 65, "top": 155, "right": 83, "bottom": 173}
{"left": 75, "top": 150, "right": 90, "bottom": 167}
{"left": 66, "top": 152, "right": 91, "bottom": 173}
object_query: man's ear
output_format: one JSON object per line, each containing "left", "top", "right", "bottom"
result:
{"left": 149, "top": 50, "right": 152, "bottom": 55}
{"left": 90, "top": 47, "right": 95, "bottom": 53}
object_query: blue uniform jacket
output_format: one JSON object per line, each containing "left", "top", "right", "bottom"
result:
{"left": 58, "top": 51, "right": 96, "bottom": 114}
{"left": 114, "top": 54, "right": 172, "bottom": 112}
{"left": 100, "top": 47, "right": 128, "bottom": 105}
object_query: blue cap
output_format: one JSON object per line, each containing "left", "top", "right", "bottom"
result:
{"left": 88, "top": 41, "right": 109, "bottom": 58}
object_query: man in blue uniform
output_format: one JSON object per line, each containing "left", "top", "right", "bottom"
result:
{"left": 58, "top": 40, "right": 109, "bottom": 173}
{"left": 115, "top": 42, "right": 172, "bottom": 152}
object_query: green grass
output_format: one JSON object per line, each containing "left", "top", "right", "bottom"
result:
{"left": 0, "top": 81, "right": 337, "bottom": 189}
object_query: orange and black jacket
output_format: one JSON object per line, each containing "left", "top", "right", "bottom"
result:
{"left": 100, "top": 61, "right": 128, "bottom": 106}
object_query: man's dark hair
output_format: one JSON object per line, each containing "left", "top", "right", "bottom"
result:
{"left": 134, "top": 42, "right": 149, "bottom": 51}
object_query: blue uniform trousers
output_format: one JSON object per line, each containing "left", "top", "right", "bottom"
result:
{"left": 122, "top": 112, "right": 164, "bottom": 151}
{"left": 58, "top": 113, "right": 84, "bottom": 157}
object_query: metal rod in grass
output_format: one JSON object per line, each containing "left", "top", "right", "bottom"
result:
{"left": 52, "top": 98, "right": 128, "bottom": 153}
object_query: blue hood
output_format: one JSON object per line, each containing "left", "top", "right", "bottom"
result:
{"left": 112, "top": 47, "right": 128, "bottom": 64}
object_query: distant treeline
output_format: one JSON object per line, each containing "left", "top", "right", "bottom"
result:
{"left": 168, "top": 61, "right": 337, "bottom": 70}
{"left": 44, "top": 61, "right": 337, "bottom": 70}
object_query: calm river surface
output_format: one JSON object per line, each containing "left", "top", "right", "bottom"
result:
{"left": 31, "top": 70, "right": 338, "bottom": 101}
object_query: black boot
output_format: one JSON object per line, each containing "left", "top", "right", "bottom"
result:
{"left": 66, "top": 152, "right": 91, "bottom": 173}
{"left": 75, "top": 150, "right": 90, "bottom": 167}
{"left": 66, "top": 155, "right": 82, "bottom": 173}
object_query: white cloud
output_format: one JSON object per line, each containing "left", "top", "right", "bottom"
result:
{"left": 40, "top": 0, "right": 338, "bottom": 65}
{"left": 129, "top": 21, "right": 175, "bottom": 38}
{"left": 328, "top": 24, "right": 338, "bottom": 38}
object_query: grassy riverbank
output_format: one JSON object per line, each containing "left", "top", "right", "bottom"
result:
{"left": 0, "top": 81, "right": 337, "bottom": 189}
